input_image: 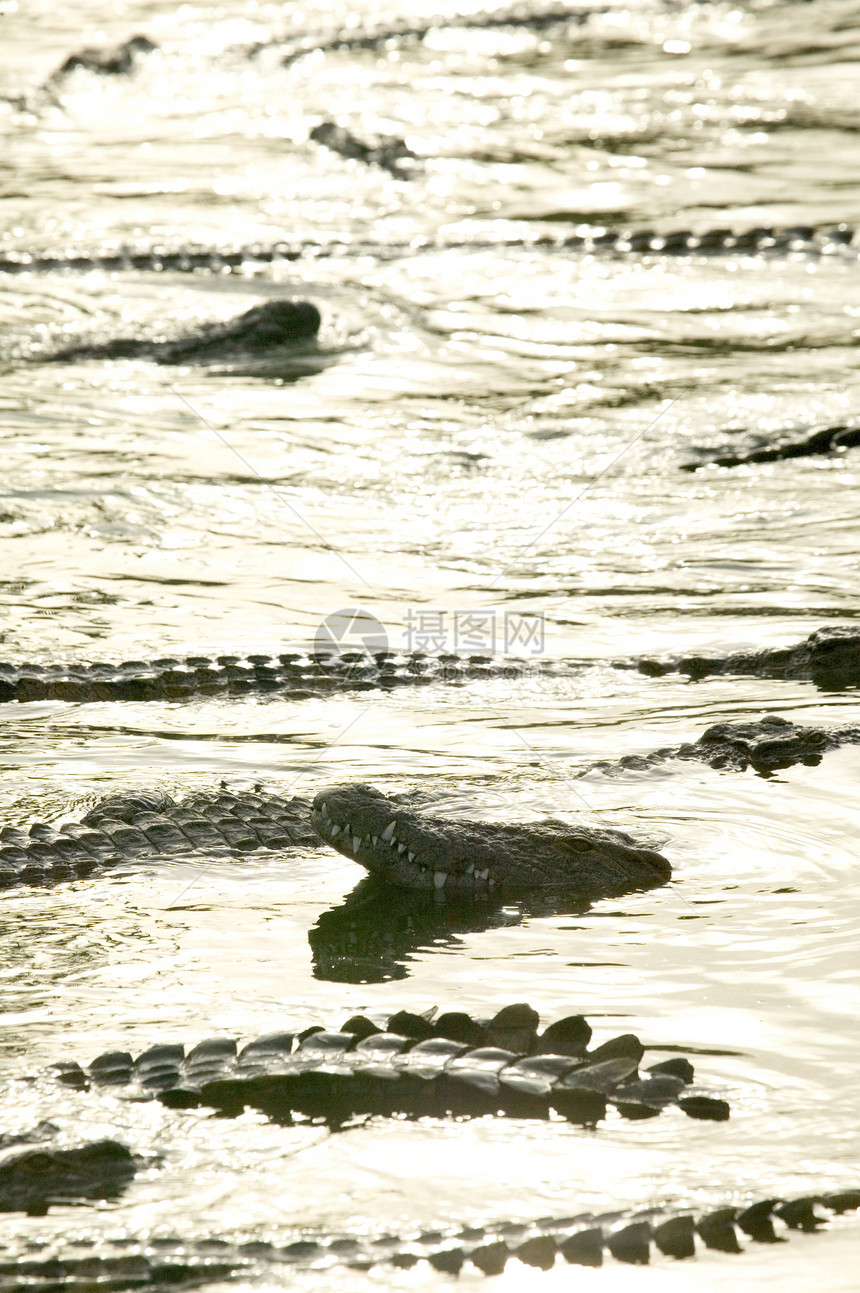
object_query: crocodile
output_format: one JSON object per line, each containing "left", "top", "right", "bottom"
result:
{"left": 309, "top": 122, "right": 419, "bottom": 176}
{"left": 1, "top": 627, "right": 856, "bottom": 707}
{"left": 1, "top": 35, "right": 159, "bottom": 116}
{"left": 0, "top": 224, "right": 855, "bottom": 277}
{"left": 0, "top": 1140, "right": 136, "bottom": 1216}
{"left": 584, "top": 714, "right": 860, "bottom": 778}
{"left": 0, "top": 781, "right": 667, "bottom": 896}
{"left": 632, "top": 625, "right": 860, "bottom": 690}
{"left": 0, "top": 787, "right": 321, "bottom": 890}
{"left": 11, "top": 1004, "right": 859, "bottom": 1281}
{"left": 0, "top": 648, "right": 547, "bottom": 704}
{"left": 47, "top": 1002, "right": 725, "bottom": 1127}
{"left": 1, "top": 1190, "right": 859, "bottom": 1286}
{"left": 1, "top": 711, "right": 854, "bottom": 896}
{"left": 311, "top": 783, "right": 670, "bottom": 896}
{"left": 49, "top": 35, "right": 157, "bottom": 81}
{"left": 682, "top": 421, "right": 860, "bottom": 470}
{"left": 42, "top": 299, "right": 321, "bottom": 365}
{"left": 268, "top": 2, "right": 607, "bottom": 67}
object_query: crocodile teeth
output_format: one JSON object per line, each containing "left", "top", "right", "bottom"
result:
{"left": 352, "top": 836, "right": 362, "bottom": 853}
{"left": 477, "top": 868, "right": 489, "bottom": 882}
{"left": 465, "top": 863, "right": 474, "bottom": 875}
{"left": 371, "top": 836, "right": 379, "bottom": 847}
{"left": 329, "top": 824, "right": 341, "bottom": 837}
{"left": 397, "top": 842, "right": 406, "bottom": 854}
{"left": 381, "top": 822, "right": 396, "bottom": 842}
{"left": 434, "top": 872, "right": 447, "bottom": 889}
{"left": 318, "top": 802, "right": 331, "bottom": 821}
{"left": 408, "top": 851, "right": 416, "bottom": 863}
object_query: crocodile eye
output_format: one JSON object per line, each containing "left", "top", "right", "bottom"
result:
{"left": 565, "top": 837, "right": 594, "bottom": 854}
{"left": 21, "top": 1153, "right": 54, "bottom": 1175}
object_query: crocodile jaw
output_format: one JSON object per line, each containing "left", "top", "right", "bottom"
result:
{"left": 311, "top": 783, "right": 671, "bottom": 896}
{"left": 312, "top": 784, "right": 479, "bottom": 893}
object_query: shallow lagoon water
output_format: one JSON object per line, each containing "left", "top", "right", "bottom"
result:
{"left": 1, "top": 0, "right": 860, "bottom": 1286}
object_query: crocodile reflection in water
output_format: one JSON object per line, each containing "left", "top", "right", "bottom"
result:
{"left": 309, "top": 876, "right": 604, "bottom": 983}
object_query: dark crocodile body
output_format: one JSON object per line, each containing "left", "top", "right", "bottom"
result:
{"left": 2, "top": 627, "right": 856, "bottom": 708}
{"left": 44, "top": 300, "right": 321, "bottom": 365}
{"left": 311, "top": 783, "right": 671, "bottom": 895}
{"left": 310, "top": 122, "right": 419, "bottom": 176}
{"left": 1, "top": 224, "right": 855, "bottom": 277}
{"left": 0, "top": 1141, "right": 135, "bottom": 1216}
{"left": 50, "top": 35, "right": 157, "bottom": 81}
{"left": 683, "top": 421, "right": 860, "bottom": 470}
{"left": 586, "top": 714, "right": 860, "bottom": 778}
{"left": 633, "top": 625, "right": 860, "bottom": 690}
{"left": 0, "top": 788, "right": 320, "bottom": 890}
{"left": 270, "top": 2, "right": 605, "bottom": 66}
{"left": 49, "top": 1003, "right": 726, "bottom": 1127}
{"left": 2, "top": 1190, "right": 859, "bottom": 1286}
{"left": 0, "top": 649, "right": 552, "bottom": 704}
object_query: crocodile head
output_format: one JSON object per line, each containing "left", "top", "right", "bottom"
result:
{"left": 0, "top": 1141, "right": 136, "bottom": 1215}
{"left": 311, "top": 783, "right": 671, "bottom": 896}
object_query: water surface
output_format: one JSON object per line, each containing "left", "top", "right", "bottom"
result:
{"left": 1, "top": 0, "right": 859, "bottom": 1286}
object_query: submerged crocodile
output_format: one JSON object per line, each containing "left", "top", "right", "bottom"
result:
{"left": 267, "top": 2, "right": 607, "bottom": 67}
{"left": 42, "top": 299, "right": 321, "bottom": 365}
{"left": 683, "top": 421, "right": 860, "bottom": 470}
{"left": 0, "top": 648, "right": 546, "bottom": 703}
{"left": 0, "top": 786, "right": 321, "bottom": 889}
{"left": 49, "top": 34, "right": 157, "bottom": 81}
{"left": 584, "top": 714, "right": 860, "bottom": 778}
{"left": 310, "top": 122, "right": 419, "bottom": 176}
{"left": 1, "top": 224, "right": 855, "bottom": 277}
{"left": 1, "top": 626, "right": 857, "bottom": 706}
{"left": 1, "top": 1187, "right": 858, "bottom": 1284}
{"left": 0, "top": 1140, "right": 136, "bottom": 1216}
{"left": 46, "top": 1002, "right": 725, "bottom": 1127}
{"left": 0, "top": 783, "right": 668, "bottom": 896}
{"left": 632, "top": 624, "right": 860, "bottom": 690}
